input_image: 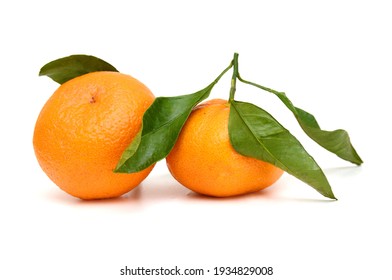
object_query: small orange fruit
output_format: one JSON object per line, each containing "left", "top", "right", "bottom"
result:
{"left": 33, "top": 71, "right": 155, "bottom": 199}
{"left": 166, "top": 99, "right": 284, "bottom": 197}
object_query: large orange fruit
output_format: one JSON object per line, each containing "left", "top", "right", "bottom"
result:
{"left": 33, "top": 71, "right": 155, "bottom": 199}
{"left": 166, "top": 99, "right": 284, "bottom": 197}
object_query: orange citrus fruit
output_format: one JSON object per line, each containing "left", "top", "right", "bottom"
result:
{"left": 33, "top": 71, "right": 155, "bottom": 199}
{"left": 166, "top": 99, "right": 284, "bottom": 197}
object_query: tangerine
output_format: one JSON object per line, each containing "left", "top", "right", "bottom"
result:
{"left": 166, "top": 99, "right": 284, "bottom": 197}
{"left": 33, "top": 71, "right": 155, "bottom": 199}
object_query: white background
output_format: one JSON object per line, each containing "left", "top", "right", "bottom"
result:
{"left": 1, "top": 0, "right": 391, "bottom": 279}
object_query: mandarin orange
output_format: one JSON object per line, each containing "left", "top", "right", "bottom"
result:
{"left": 33, "top": 71, "right": 155, "bottom": 199}
{"left": 166, "top": 99, "right": 284, "bottom": 197}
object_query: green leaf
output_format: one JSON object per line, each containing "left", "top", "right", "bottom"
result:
{"left": 39, "top": 54, "right": 118, "bottom": 84}
{"left": 116, "top": 129, "right": 142, "bottom": 169}
{"left": 115, "top": 61, "right": 233, "bottom": 173}
{"left": 114, "top": 84, "right": 214, "bottom": 173}
{"left": 237, "top": 76, "right": 363, "bottom": 165}
{"left": 229, "top": 100, "right": 336, "bottom": 199}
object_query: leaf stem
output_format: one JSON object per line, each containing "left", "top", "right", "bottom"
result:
{"left": 212, "top": 61, "right": 233, "bottom": 85}
{"left": 237, "top": 74, "right": 283, "bottom": 95}
{"left": 229, "top": 53, "right": 239, "bottom": 101}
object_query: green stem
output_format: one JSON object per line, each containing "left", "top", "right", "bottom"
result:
{"left": 212, "top": 61, "right": 233, "bottom": 85}
{"left": 229, "top": 53, "right": 239, "bottom": 101}
{"left": 237, "top": 73, "right": 282, "bottom": 96}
